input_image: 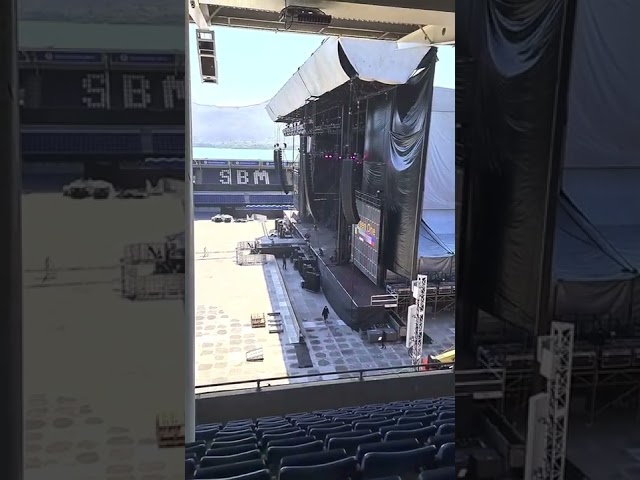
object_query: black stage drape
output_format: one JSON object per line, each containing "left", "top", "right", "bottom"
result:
{"left": 460, "top": 0, "right": 570, "bottom": 332}
{"left": 362, "top": 51, "right": 436, "bottom": 280}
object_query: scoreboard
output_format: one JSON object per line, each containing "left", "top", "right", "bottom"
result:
{"left": 19, "top": 50, "right": 185, "bottom": 125}
{"left": 195, "top": 165, "right": 283, "bottom": 191}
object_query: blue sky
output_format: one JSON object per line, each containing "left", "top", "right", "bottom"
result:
{"left": 189, "top": 24, "right": 454, "bottom": 107}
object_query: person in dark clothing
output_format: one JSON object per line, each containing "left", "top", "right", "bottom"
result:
{"left": 322, "top": 306, "right": 329, "bottom": 322}
{"left": 380, "top": 330, "right": 387, "bottom": 349}
{"left": 282, "top": 253, "right": 287, "bottom": 270}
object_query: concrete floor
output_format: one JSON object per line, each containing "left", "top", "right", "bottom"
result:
{"left": 22, "top": 193, "right": 185, "bottom": 480}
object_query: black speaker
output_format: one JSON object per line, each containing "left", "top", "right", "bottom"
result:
{"left": 340, "top": 159, "right": 360, "bottom": 224}
{"left": 273, "top": 148, "right": 290, "bottom": 194}
{"left": 196, "top": 29, "right": 218, "bottom": 83}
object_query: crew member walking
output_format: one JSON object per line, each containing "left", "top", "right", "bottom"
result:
{"left": 380, "top": 330, "right": 387, "bottom": 349}
{"left": 322, "top": 306, "right": 330, "bottom": 322}
{"left": 282, "top": 253, "right": 287, "bottom": 270}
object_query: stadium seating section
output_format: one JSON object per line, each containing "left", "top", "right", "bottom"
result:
{"left": 186, "top": 397, "right": 455, "bottom": 479}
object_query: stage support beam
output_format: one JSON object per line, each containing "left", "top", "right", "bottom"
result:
{"left": 188, "top": 0, "right": 211, "bottom": 29}
{"left": 184, "top": 24, "right": 196, "bottom": 442}
{"left": 532, "top": 0, "right": 578, "bottom": 397}
{"left": 0, "top": 0, "right": 23, "bottom": 478}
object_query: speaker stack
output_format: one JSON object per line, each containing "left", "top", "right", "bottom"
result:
{"left": 196, "top": 29, "right": 218, "bottom": 84}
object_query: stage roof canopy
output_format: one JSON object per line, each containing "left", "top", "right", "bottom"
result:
{"left": 266, "top": 37, "right": 431, "bottom": 121}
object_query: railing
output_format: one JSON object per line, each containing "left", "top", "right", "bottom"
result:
{"left": 195, "top": 362, "right": 454, "bottom": 394}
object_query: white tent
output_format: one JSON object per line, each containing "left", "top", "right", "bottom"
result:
{"left": 418, "top": 86, "right": 455, "bottom": 275}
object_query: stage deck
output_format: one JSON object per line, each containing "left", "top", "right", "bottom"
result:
{"left": 327, "top": 263, "right": 386, "bottom": 308}
{"left": 284, "top": 211, "right": 340, "bottom": 265}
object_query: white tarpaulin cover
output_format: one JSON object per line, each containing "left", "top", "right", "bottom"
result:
{"left": 266, "top": 37, "right": 431, "bottom": 121}
{"left": 418, "top": 86, "right": 455, "bottom": 274}
{"left": 553, "top": 0, "right": 640, "bottom": 321}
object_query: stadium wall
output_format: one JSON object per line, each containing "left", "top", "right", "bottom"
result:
{"left": 196, "top": 370, "right": 453, "bottom": 424}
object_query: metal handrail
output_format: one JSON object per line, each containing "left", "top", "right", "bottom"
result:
{"left": 195, "top": 362, "right": 454, "bottom": 393}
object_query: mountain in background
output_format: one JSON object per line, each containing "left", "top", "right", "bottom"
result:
{"left": 192, "top": 102, "right": 282, "bottom": 149}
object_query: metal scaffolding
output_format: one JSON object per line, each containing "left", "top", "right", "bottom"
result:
{"left": 410, "top": 274, "right": 428, "bottom": 366}
{"left": 543, "top": 322, "right": 574, "bottom": 480}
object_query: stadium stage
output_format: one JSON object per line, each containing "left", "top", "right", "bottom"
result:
{"left": 284, "top": 211, "right": 388, "bottom": 331}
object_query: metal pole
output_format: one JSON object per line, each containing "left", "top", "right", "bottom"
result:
{"left": 184, "top": 25, "right": 196, "bottom": 442}
{"left": 0, "top": 0, "right": 23, "bottom": 477}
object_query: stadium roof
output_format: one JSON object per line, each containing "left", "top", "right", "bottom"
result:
{"left": 18, "top": 21, "right": 183, "bottom": 52}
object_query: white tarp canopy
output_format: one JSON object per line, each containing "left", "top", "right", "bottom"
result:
{"left": 266, "top": 37, "right": 431, "bottom": 121}
{"left": 418, "top": 86, "right": 455, "bottom": 274}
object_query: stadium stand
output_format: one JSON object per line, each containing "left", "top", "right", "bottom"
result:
{"left": 186, "top": 397, "right": 455, "bottom": 480}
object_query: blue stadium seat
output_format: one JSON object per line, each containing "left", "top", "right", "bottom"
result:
{"left": 427, "top": 433, "right": 455, "bottom": 450}
{"left": 296, "top": 419, "right": 335, "bottom": 430}
{"left": 214, "top": 470, "right": 271, "bottom": 480}
{"left": 199, "top": 449, "right": 262, "bottom": 468}
{"left": 380, "top": 422, "right": 424, "bottom": 436}
{"left": 399, "top": 414, "right": 437, "bottom": 426}
{"left": 266, "top": 436, "right": 317, "bottom": 449}
{"left": 436, "top": 424, "right": 455, "bottom": 435}
{"left": 334, "top": 415, "right": 369, "bottom": 424}
{"left": 209, "top": 437, "right": 257, "bottom": 450}
{"left": 384, "top": 425, "right": 437, "bottom": 443}
{"left": 327, "top": 432, "right": 382, "bottom": 455}
{"left": 257, "top": 426, "right": 300, "bottom": 438}
{"left": 278, "top": 456, "right": 358, "bottom": 480}
{"left": 308, "top": 424, "right": 352, "bottom": 441}
{"left": 186, "top": 441, "right": 206, "bottom": 449}
{"left": 260, "top": 429, "right": 305, "bottom": 448}
{"left": 279, "top": 448, "right": 347, "bottom": 468}
{"left": 438, "top": 411, "right": 455, "bottom": 420}
{"left": 325, "top": 429, "right": 372, "bottom": 443}
{"left": 431, "top": 419, "right": 454, "bottom": 428}
{"left": 205, "top": 444, "right": 258, "bottom": 457}
{"left": 436, "top": 442, "right": 455, "bottom": 467}
{"left": 185, "top": 458, "right": 196, "bottom": 480}
{"left": 193, "top": 459, "right": 266, "bottom": 479}
{"left": 360, "top": 445, "right": 438, "bottom": 479}
{"left": 196, "top": 423, "right": 221, "bottom": 430}
{"left": 186, "top": 444, "right": 206, "bottom": 459}
{"left": 185, "top": 452, "right": 198, "bottom": 462}
{"left": 214, "top": 432, "right": 257, "bottom": 443}
{"left": 266, "top": 440, "right": 324, "bottom": 469}
{"left": 418, "top": 466, "right": 456, "bottom": 479}
{"left": 355, "top": 438, "right": 420, "bottom": 463}
{"left": 195, "top": 428, "right": 218, "bottom": 442}
{"left": 354, "top": 419, "right": 396, "bottom": 431}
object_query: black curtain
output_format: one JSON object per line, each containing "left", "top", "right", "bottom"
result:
{"left": 460, "top": 0, "right": 572, "bottom": 331}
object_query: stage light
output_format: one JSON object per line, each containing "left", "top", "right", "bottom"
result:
{"left": 279, "top": 6, "right": 332, "bottom": 27}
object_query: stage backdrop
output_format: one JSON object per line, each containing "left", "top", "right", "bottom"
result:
{"left": 362, "top": 51, "right": 436, "bottom": 280}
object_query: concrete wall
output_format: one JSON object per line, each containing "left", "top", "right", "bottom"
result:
{"left": 196, "top": 370, "right": 454, "bottom": 424}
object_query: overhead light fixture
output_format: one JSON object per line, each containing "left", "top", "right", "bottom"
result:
{"left": 279, "top": 6, "right": 332, "bottom": 27}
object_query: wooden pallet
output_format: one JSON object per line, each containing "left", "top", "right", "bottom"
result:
{"left": 155, "top": 413, "right": 184, "bottom": 448}
{"left": 246, "top": 347, "right": 264, "bottom": 362}
{"left": 267, "top": 312, "right": 283, "bottom": 334}
{"left": 251, "top": 312, "right": 266, "bottom": 328}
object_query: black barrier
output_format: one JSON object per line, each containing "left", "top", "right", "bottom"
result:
{"left": 316, "top": 258, "right": 358, "bottom": 330}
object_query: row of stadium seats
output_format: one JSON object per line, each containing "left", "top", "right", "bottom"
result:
{"left": 186, "top": 397, "right": 455, "bottom": 479}
{"left": 193, "top": 194, "right": 294, "bottom": 206}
